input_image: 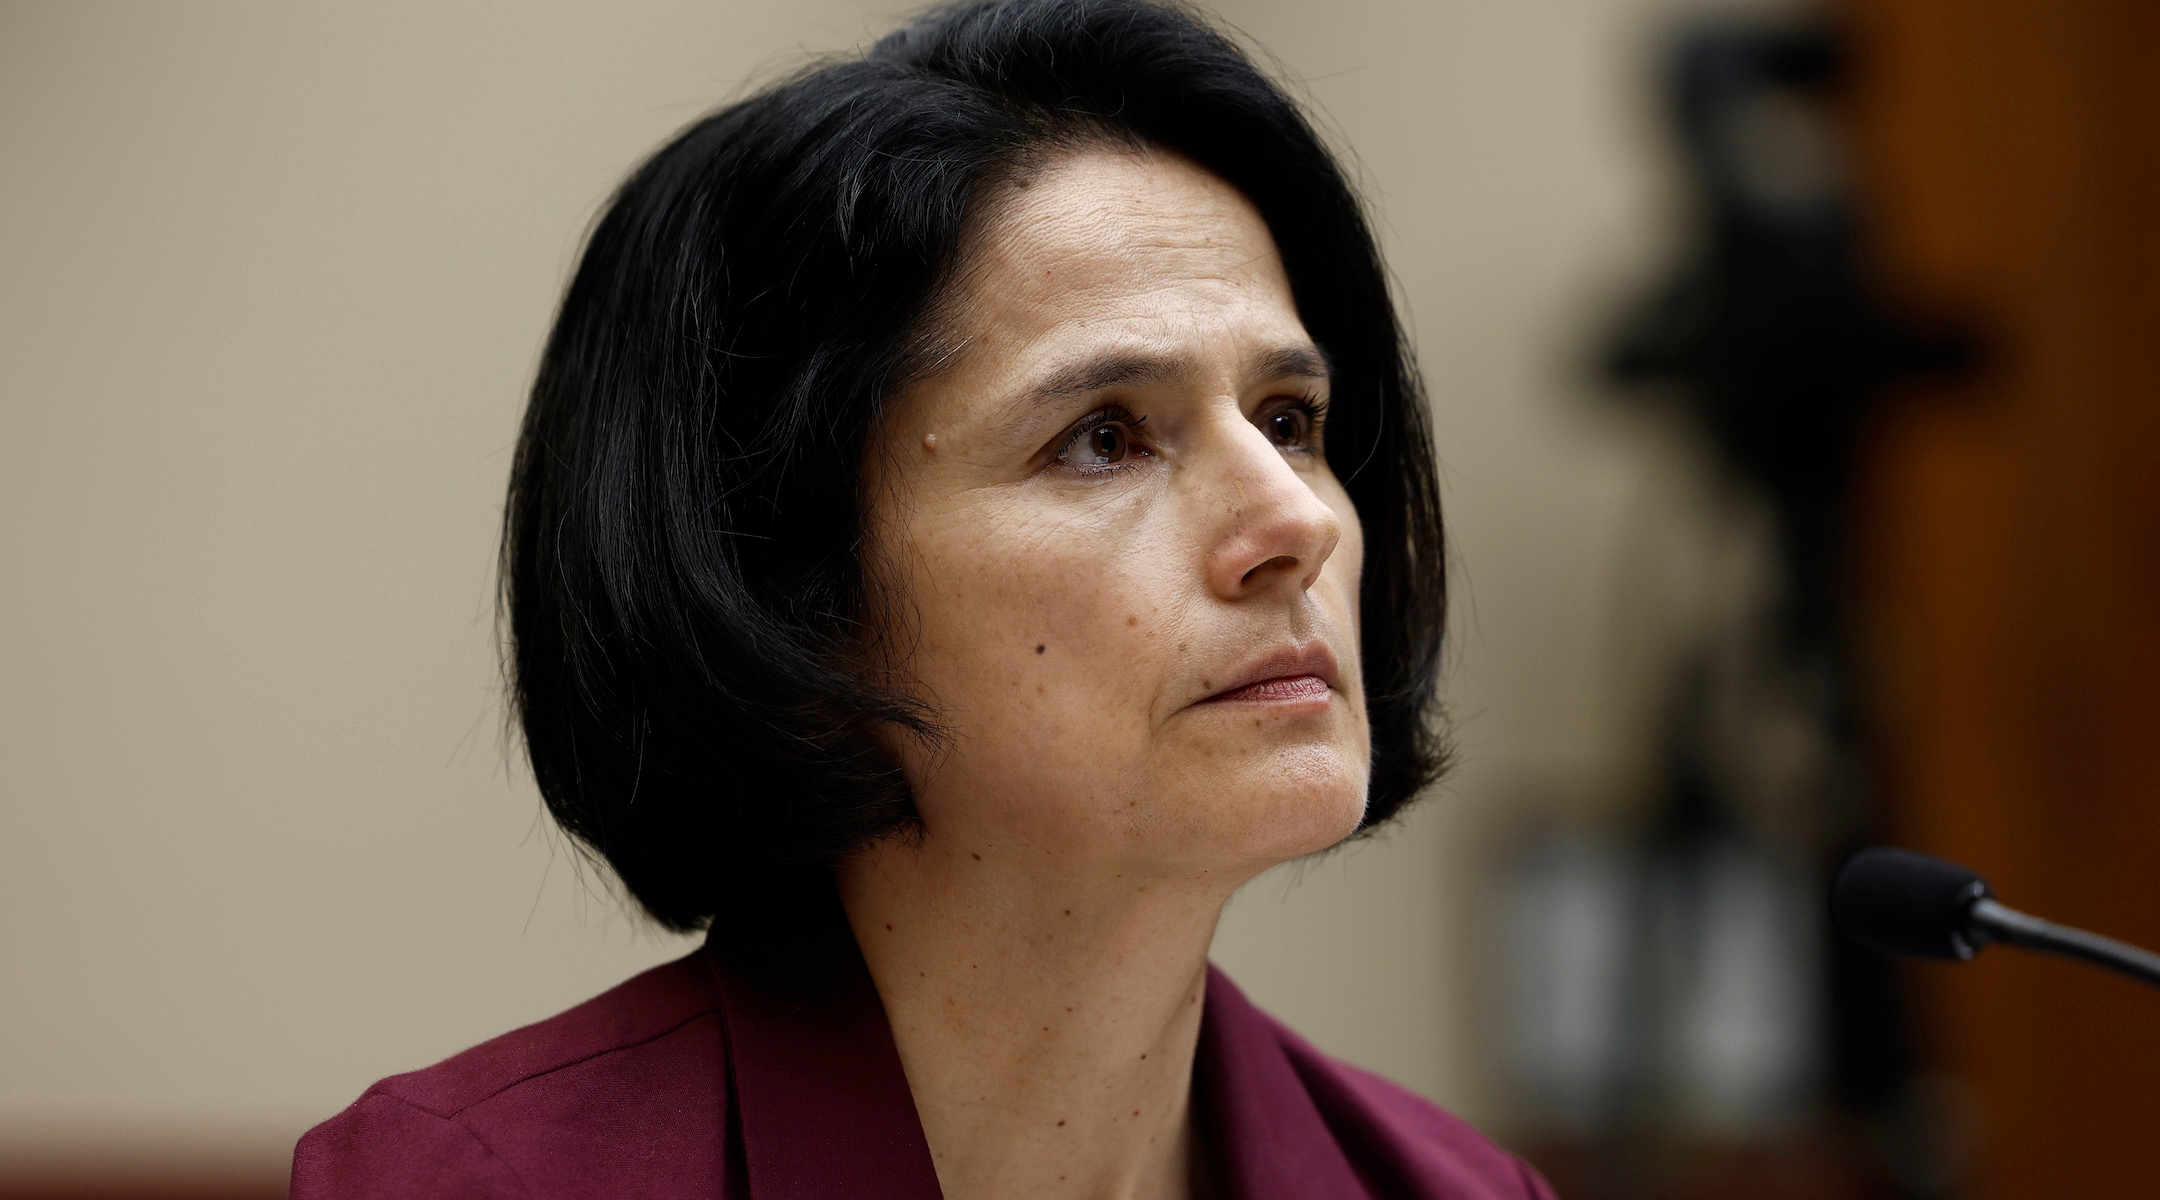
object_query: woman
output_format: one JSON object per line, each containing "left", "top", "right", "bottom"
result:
{"left": 295, "top": 1, "right": 1553, "bottom": 1196}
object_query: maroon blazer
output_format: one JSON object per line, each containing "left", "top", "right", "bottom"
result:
{"left": 293, "top": 927, "right": 1555, "bottom": 1199}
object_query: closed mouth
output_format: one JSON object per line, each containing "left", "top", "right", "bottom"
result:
{"left": 1197, "top": 643, "right": 1339, "bottom": 706}
{"left": 1205, "top": 674, "right": 1332, "bottom": 704}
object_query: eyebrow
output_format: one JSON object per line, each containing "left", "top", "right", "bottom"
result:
{"left": 999, "top": 343, "right": 1333, "bottom": 425}
{"left": 1028, "top": 351, "right": 1197, "bottom": 402}
{"left": 1249, "top": 344, "right": 1332, "bottom": 386}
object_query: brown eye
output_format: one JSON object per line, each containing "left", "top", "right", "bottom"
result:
{"left": 1054, "top": 409, "right": 1148, "bottom": 471}
{"left": 1264, "top": 408, "right": 1309, "bottom": 446}
{"left": 1090, "top": 423, "right": 1127, "bottom": 462}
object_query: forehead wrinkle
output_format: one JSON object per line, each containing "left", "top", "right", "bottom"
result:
{"left": 937, "top": 150, "right": 1323, "bottom": 438}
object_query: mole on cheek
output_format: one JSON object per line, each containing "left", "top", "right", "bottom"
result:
{"left": 1036, "top": 644, "right": 1046, "bottom": 654}
{"left": 921, "top": 432, "right": 939, "bottom": 452}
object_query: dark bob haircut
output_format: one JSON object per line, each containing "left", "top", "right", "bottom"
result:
{"left": 503, "top": 0, "right": 1449, "bottom": 932}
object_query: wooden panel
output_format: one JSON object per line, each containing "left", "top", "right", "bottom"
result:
{"left": 1846, "top": 0, "right": 2160, "bottom": 1195}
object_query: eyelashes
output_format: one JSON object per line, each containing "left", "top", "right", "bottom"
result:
{"left": 1053, "top": 405, "right": 1150, "bottom": 474}
{"left": 1047, "top": 393, "right": 1329, "bottom": 477}
{"left": 1269, "top": 392, "right": 1329, "bottom": 452}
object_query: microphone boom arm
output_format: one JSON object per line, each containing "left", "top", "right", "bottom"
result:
{"left": 1969, "top": 897, "right": 2160, "bottom": 991}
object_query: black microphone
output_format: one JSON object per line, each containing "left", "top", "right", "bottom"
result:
{"left": 1833, "top": 846, "right": 2160, "bottom": 990}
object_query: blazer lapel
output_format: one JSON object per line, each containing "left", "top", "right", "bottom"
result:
{"left": 708, "top": 918, "right": 944, "bottom": 1200}
{"left": 707, "top": 924, "right": 1370, "bottom": 1200}
{"left": 1195, "top": 965, "right": 1371, "bottom": 1200}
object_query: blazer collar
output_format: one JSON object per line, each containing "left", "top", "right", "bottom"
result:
{"left": 704, "top": 917, "right": 1365, "bottom": 1200}
{"left": 706, "top": 907, "right": 943, "bottom": 1200}
{"left": 1197, "top": 965, "right": 1371, "bottom": 1199}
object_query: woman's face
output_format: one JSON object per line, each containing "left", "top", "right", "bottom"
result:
{"left": 866, "top": 147, "right": 1369, "bottom": 884}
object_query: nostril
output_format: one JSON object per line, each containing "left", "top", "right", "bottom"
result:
{"left": 1240, "top": 554, "right": 1298, "bottom": 586}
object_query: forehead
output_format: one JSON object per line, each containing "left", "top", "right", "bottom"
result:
{"left": 932, "top": 148, "right": 1308, "bottom": 396}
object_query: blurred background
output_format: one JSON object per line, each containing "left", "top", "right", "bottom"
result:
{"left": 3, "top": 1, "right": 2154, "bottom": 1196}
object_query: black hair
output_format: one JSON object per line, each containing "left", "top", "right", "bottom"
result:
{"left": 503, "top": 0, "right": 1449, "bottom": 932}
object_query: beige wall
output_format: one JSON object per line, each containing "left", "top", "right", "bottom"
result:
{"left": 0, "top": 0, "right": 1772, "bottom": 1176}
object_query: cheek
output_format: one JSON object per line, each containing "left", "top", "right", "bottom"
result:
{"left": 879, "top": 476, "right": 1370, "bottom": 862}
{"left": 893, "top": 492, "right": 1185, "bottom": 809}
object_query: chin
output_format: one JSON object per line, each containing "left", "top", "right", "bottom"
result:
{"left": 1187, "top": 743, "right": 1371, "bottom": 872}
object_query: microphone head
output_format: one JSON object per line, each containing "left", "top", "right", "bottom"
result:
{"left": 1833, "top": 846, "right": 1992, "bottom": 961}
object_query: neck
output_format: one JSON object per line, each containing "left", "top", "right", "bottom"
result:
{"left": 836, "top": 838, "right": 1243, "bottom": 1200}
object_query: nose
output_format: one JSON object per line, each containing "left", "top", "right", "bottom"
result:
{"left": 1203, "top": 419, "right": 1342, "bottom": 601}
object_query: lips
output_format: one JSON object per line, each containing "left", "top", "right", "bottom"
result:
{"left": 1197, "top": 643, "right": 1340, "bottom": 706}
{"left": 1210, "top": 675, "right": 1331, "bottom": 704}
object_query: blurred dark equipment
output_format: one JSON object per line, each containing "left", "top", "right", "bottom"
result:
{"left": 1836, "top": 847, "right": 2160, "bottom": 989}
{"left": 1609, "top": 24, "right": 1974, "bottom": 649}
{"left": 1513, "top": 17, "right": 1985, "bottom": 1200}
{"left": 1608, "top": 15, "right": 1976, "bottom": 1136}
{"left": 1608, "top": 13, "right": 1979, "bottom": 1120}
